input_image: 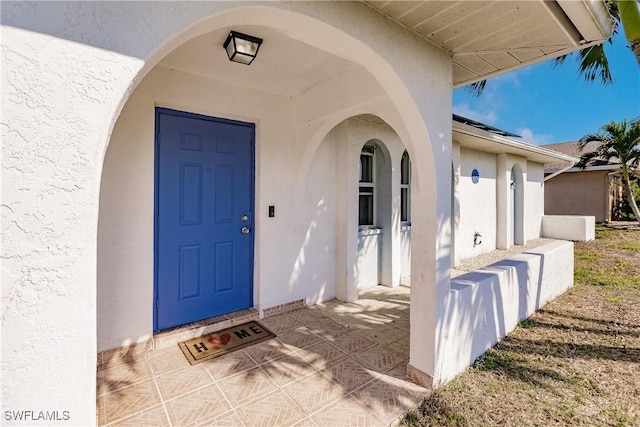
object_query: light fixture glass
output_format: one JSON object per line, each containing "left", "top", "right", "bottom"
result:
{"left": 223, "top": 31, "right": 263, "bottom": 65}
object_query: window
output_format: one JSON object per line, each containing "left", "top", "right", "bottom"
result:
{"left": 359, "top": 145, "right": 375, "bottom": 226}
{"left": 400, "top": 151, "right": 410, "bottom": 223}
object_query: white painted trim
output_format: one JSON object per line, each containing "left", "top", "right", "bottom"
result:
{"left": 453, "top": 122, "right": 577, "bottom": 164}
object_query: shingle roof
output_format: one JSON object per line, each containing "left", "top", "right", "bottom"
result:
{"left": 541, "top": 140, "right": 620, "bottom": 170}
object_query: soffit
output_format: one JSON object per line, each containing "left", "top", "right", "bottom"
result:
{"left": 364, "top": 0, "right": 613, "bottom": 87}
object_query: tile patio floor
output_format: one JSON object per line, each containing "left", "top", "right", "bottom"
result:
{"left": 97, "top": 285, "right": 430, "bottom": 426}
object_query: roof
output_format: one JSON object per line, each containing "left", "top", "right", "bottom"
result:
{"left": 453, "top": 120, "right": 577, "bottom": 166}
{"left": 541, "top": 141, "right": 621, "bottom": 170}
{"left": 453, "top": 114, "right": 520, "bottom": 138}
{"left": 364, "top": 1, "right": 614, "bottom": 87}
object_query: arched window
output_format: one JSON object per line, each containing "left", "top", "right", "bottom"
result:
{"left": 359, "top": 144, "right": 376, "bottom": 226}
{"left": 400, "top": 151, "right": 411, "bottom": 223}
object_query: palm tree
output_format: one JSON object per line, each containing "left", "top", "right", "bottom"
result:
{"left": 619, "top": 0, "right": 640, "bottom": 65}
{"left": 466, "top": 0, "right": 639, "bottom": 96}
{"left": 577, "top": 118, "right": 640, "bottom": 221}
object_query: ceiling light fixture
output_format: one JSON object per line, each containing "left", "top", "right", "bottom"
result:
{"left": 223, "top": 31, "right": 263, "bottom": 65}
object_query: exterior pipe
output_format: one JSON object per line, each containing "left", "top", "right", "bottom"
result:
{"left": 544, "top": 161, "right": 576, "bottom": 182}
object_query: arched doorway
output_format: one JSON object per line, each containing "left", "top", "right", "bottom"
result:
{"left": 96, "top": 6, "right": 441, "bottom": 356}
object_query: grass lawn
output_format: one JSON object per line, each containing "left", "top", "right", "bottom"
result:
{"left": 401, "top": 225, "right": 640, "bottom": 426}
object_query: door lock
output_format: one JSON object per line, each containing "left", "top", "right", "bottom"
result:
{"left": 241, "top": 227, "right": 251, "bottom": 234}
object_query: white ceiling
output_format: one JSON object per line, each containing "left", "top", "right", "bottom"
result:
{"left": 158, "top": 26, "right": 353, "bottom": 98}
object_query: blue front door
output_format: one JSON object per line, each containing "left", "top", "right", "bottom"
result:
{"left": 155, "top": 108, "right": 254, "bottom": 332}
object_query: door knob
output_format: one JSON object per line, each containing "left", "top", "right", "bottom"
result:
{"left": 241, "top": 227, "right": 250, "bottom": 234}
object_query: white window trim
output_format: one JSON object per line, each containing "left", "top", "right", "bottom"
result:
{"left": 400, "top": 151, "right": 411, "bottom": 225}
{"left": 359, "top": 144, "right": 377, "bottom": 228}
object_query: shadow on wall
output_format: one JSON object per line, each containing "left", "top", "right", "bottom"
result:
{"left": 354, "top": 231, "right": 382, "bottom": 292}
{"left": 441, "top": 248, "right": 559, "bottom": 383}
{"left": 451, "top": 162, "right": 460, "bottom": 265}
{"left": 287, "top": 200, "right": 333, "bottom": 306}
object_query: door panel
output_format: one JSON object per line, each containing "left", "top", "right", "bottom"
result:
{"left": 155, "top": 108, "right": 254, "bottom": 331}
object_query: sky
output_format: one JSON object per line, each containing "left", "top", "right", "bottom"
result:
{"left": 453, "top": 31, "right": 640, "bottom": 146}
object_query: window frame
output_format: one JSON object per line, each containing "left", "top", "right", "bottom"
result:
{"left": 359, "top": 144, "right": 376, "bottom": 227}
{"left": 400, "top": 150, "right": 411, "bottom": 224}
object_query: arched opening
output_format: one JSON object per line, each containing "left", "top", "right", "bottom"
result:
{"left": 97, "top": 7, "right": 438, "bottom": 352}
{"left": 95, "top": 2, "right": 446, "bottom": 393}
{"left": 313, "top": 115, "right": 410, "bottom": 302}
{"left": 511, "top": 164, "right": 524, "bottom": 245}
{"left": 357, "top": 139, "right": 391, "bottom": 290}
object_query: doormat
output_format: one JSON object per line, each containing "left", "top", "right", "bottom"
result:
{"left": 178, "top": 321, "right": 276, "bottom": 365}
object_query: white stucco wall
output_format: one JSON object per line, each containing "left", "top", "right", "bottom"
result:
{"left": 525, "top": 161, "right": 545, "bottom": 241}
{"left": 349, "top": 120, "right": 407, "bottom": 293}
{"left": 400, "top": 226, "right": 411, "bottom": 283}
{"left": 455, "top": 147, "right": 498, "bottom": 261}
{"left": 542, "top": 215, "right": 596, "bottom": 241}
{"left": 99, "top": 65, "right": 377, "bottom": 351}
{"left": 2, "top": 1, "right": 452, "bottom": 419}
{"left": 452, "top": 148, "right": 548, "bottom": 266}
{"left": 442, "top": 240, "right": 574, "bottom": 383}
{"left": 99, "top": 61, "right": 411, "bottom": 350}
{"left": 356, "top": 231, "right": 382, "bottom": 290}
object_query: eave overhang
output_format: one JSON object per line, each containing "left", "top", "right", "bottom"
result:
{"left": 364, "top": 0, "right": 615, "bottom": 87}
{"left": 453, "top": 121, "right": 578, "bottom": 165}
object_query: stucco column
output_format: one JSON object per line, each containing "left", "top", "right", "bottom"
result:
{"left": 334, "top": 123, "right": 360, "bottom": 302}
{"left": 496, "top": 153, "right": 510, "bottom": 249}
{"left": 389, "top": 150, "right": 403, "bottom": 287}
{"left": 379, "top": 145, "right": 402, "bottom": 288}
{"left": 406, "top": 110, "right": 453, "bottom": 387}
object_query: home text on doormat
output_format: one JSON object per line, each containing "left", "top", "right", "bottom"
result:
{"left": 178, "top": 321, "right": 276, "bottom": 365}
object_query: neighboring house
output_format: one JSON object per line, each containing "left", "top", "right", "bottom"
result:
{"left": 543, "top": 141, "right": 640, "bottom": 222}
{"left": 2, "top": 2, "right": 612, "bottom": 423}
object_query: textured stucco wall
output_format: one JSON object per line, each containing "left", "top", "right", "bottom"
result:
{"left": 544, "top": 170, "right": 609, "bottom": 222}
{"left": 443, "top": 240, "right": 574, "bottom": 383}
{"left": 456, "top": 147, "right": 498, "bottom": 260}
{"left": 2, "top": 1, "right": 451, "bottom": 418}
{"left": 453, "top": 150, "right": 547, "bottom": 263}
{"left": 525, "top": 161, "right": 545, "bottom": 240}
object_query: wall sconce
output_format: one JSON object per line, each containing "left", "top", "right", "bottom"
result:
{"left": 510, "top": 181, "right": 516, "bottom": 190}
{"left": 474, "top": 232, "right": 482, "bottom": 247}
{"left": 223, "top": 31, "right": 263, "bottom": 65}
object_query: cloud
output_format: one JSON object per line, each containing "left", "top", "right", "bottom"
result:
{"left": 517, "top": 128, "right": 554, "bottom": 146}
{"left": 494, "top": 69, "right": 525, "bottom": 86}
{"left": 453, "top": 103, "right": 498, "bottom": 125}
